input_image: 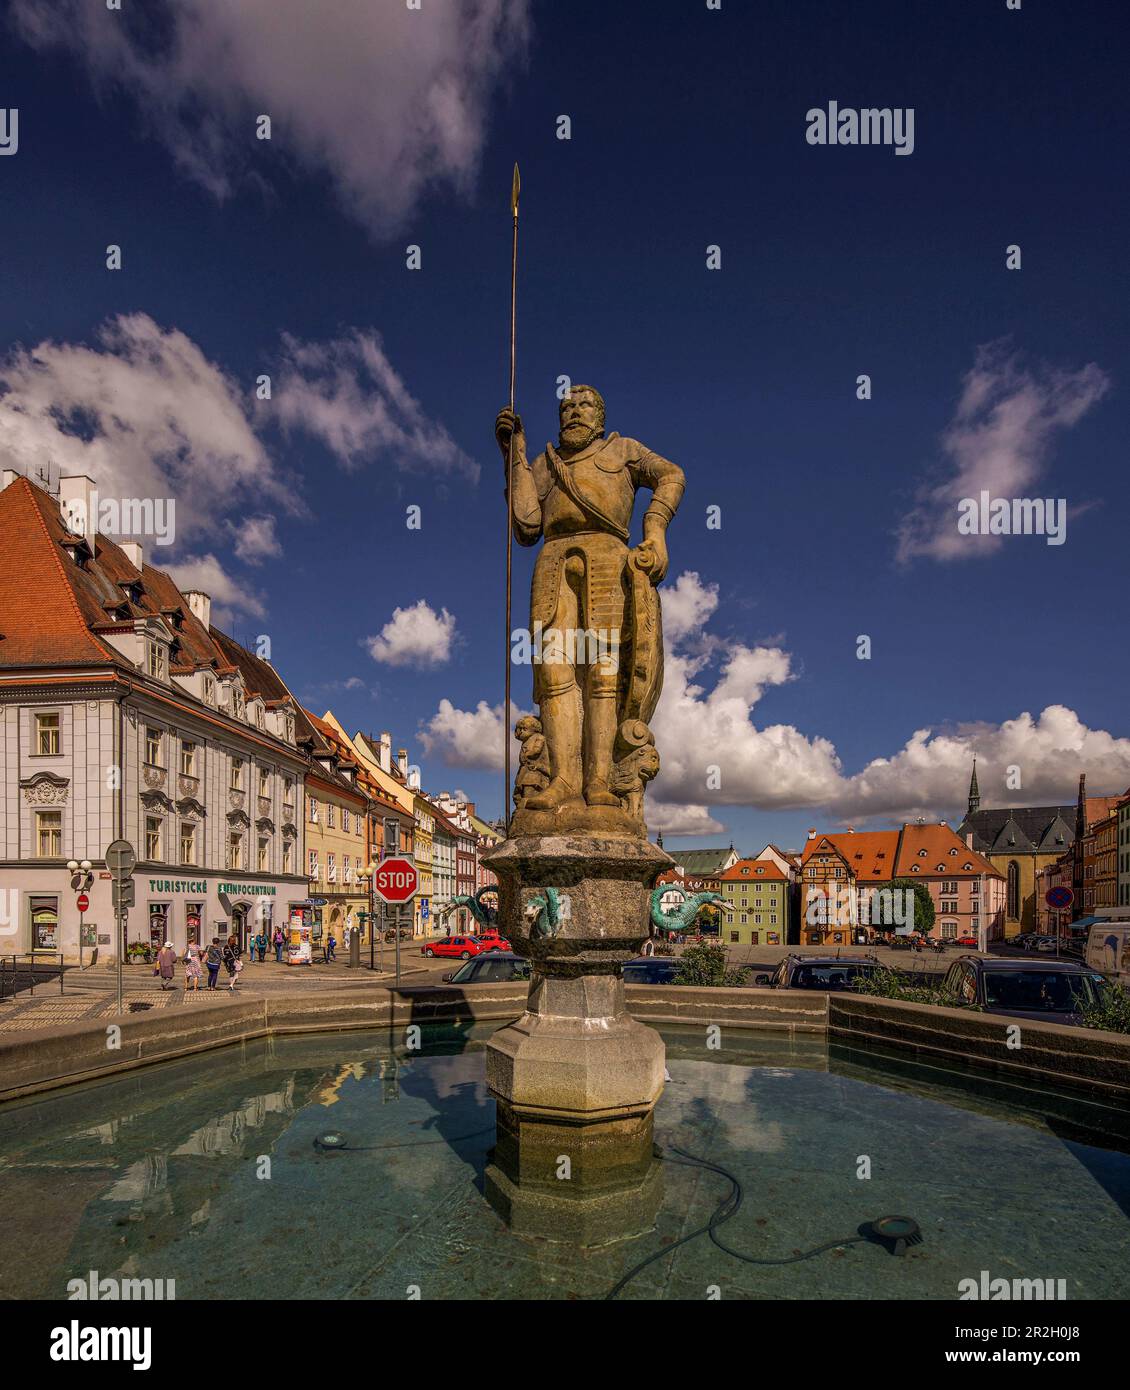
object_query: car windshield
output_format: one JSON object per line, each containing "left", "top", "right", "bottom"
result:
{"left": 793, "top": 965, "right": 873, "bottom": 989}
{"left": 476, "top": 958, "right": 529, "bottom": 982}
{"left": 982, "top": 970, "right": 1107, "bottom": 1012}
{"left": 447, "top": 960, "right": 477, "bottom": 983}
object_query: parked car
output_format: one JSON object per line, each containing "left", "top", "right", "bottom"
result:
{"left": 471, "top": 933, "right": 512, "bottom": 953}
{"left": 1086, "top": 920, "right": 1130, "bottom": 987}
{"left": 941, "top": 954, "right": 1109, "bottom": 1026}
{"left": 755, "top": 955, "right": 881, "bottom": 991}
{"left": 442, "top": 952, "right": 531, "bottom": 984}
{"left": 954, "top": 935, "right": 979, "bottom": 949}
{"left": 422, "top": 935, "right": 494, "bottom": 960}
{"left": 621, "top": 956, "right": 681, "bottom": 985}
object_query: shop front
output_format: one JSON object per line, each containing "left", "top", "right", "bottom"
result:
{"left": 140, "top": 875, "right": 310, "bottom": 955}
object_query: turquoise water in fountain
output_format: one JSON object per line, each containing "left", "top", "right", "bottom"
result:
{"left": 2, "top": 1025, "right": 1128, "bottom": 1301}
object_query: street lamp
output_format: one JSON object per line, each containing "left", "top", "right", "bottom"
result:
{"left": 364, "top": 859, "right": 380, "bottom": 973}
{"left": 68, "top": 860, "right": 94, "bottom": 966}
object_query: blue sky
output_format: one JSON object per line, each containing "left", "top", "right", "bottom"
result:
{"left": 1, "top": 0, "right": 1127, "bottom": 854}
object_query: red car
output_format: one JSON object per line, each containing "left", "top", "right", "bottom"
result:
{"left": 472, "top": 933, "right": 512, "bottom": 953}
{"left": 421, "top": 935, "right": 508, "bottom": 960}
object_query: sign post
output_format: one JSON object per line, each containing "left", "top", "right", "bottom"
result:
{"left": 105, "top": 839, "right": 136, "bottom": 1015}
{"left": 373, "top": 855, "right": 419, "bottom": 988}
{"left": 1046, "top": 886, "right": 1074, "bottom": 956}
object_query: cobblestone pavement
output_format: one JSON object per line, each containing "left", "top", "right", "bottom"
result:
{"left": 0, "top": 943, "right": 457, "bottom": 1033}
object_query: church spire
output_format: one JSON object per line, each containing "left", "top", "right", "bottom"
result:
{"left": 967, "top": 757, "right": 981, "bottom": 817}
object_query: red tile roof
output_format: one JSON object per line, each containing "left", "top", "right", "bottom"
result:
{"left": 721, "top": 858, "right": 789, "bottom": 883}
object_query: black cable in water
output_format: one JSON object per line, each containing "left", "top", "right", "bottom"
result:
{"left": 605, "top": 1143, "right": 869, "bottom": 1300}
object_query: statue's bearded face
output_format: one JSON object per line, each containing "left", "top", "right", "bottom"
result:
{"left": 558, "top": 390, "right": 604, "bottom": 452}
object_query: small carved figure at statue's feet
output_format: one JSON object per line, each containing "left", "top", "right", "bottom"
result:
{"left": 524, "top": 776, "right": 578, "bottom": 811}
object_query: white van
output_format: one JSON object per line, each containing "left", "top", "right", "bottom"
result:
{"left": 1085, "top": 916, "right": 1130, "bottom": 988}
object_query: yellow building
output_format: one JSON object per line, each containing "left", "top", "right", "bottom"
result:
{"left": 299, "top": 710, "right": 369, "bottom": 949}
{"left": 333, "top": 725, "right": 434, "bottom": 937}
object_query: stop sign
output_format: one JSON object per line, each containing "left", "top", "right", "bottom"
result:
{"left": 373, "top": 856, "right": 419, "bottom": 904}
{"left": 76, "top": 892, "right": 90, "bottom": 912}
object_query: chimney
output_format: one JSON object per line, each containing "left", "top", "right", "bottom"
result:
{"left": 379, "top": 732, "right": 392, "bottom": 773}
{"left": 397, "top": 748, "right": 408, "bottom": 777}
{"left": 464, "top": 801, "right": 475, "bottom": 817}
{"left": 59, "top": 474, "right": 96, "bottom": 540}
{"left": 184, "top": 590, "right": 212, "bottom": 630}
{"left": 120, "top": 541, "right": 144, "bottom": 571}
{"left": 2, "top": 468, "right": 22, "bottom": 492}
{"left": 807, "top": 828, "right": 817, "bottom": 839}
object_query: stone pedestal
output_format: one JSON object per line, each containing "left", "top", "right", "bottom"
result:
{"left": 480, "top": 833, "right": 671, "bottom": 1244}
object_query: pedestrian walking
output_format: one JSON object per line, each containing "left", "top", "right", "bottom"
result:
{"left": 184, "top": 940, "right": 203, "bottom": 993}
{"left": 273, "top": 927, "right": 285, "bottom": 963}
{"left": 222, "top": 935, "right": 243, "bottom": 991}
{"left": 205, "top": 937, "right": 222, "bottom": 990}
{"left": 326, "top": 933, "right": 337, "bottom": 962}
{"left": 156, "top": 940, "right": 177, "bottom": 991}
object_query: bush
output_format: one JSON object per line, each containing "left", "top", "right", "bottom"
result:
{"left": 1080, "top": 983, "right": 1130, "bottom": 1035}
{"left": 851, "top": 963, "right": 962, "bottom": 1007}
{"left": 674, "top": 942, "right": 749, "bottom": 988}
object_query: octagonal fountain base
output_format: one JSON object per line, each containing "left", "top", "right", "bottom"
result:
{"left": 480, "top": 833, "right": 671, "bottom": 1244}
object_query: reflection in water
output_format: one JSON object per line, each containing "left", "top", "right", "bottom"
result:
{"left": 0, "top": 1025, "right": 1127, "bottom": 1301}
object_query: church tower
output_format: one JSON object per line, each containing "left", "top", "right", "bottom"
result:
{"left": 967, "top": 758, "right": 981, "bottom": 817}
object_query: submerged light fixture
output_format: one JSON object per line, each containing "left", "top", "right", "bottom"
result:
{"left": 865, "top": 1215, "right": 923, "bottom": 1256}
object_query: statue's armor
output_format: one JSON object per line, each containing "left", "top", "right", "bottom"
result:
{"left": 513, "top": 432, "right": 684, "bottom": 703}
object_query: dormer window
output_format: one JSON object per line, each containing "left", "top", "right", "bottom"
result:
{"left": 232, "top": 686, "right": 245, "bottom": 718}
{"left": 917, "top": 849, "right": 927, "bottom": 858}
{"left": 147, "top": 641, "right": 167, "bottom": 682}
{"left": 202, "top": 674, "right": 215, "bottom": 706}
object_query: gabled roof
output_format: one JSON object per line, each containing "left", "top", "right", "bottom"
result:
{"left": 801, "top": 831, "right": 896, "bottom": 883}
{"left": 893, "top": 822, "right": 1001, "bottom": 878}
{"left": 0, "top": 476, "right": 121, "bottom": 668}
{"left": 675, "top": 847, "right": 737, "bottom": 876}
{"left": 956, "top": 804, "right": 1077, "bottom": 854}
{"left": 721, "top": 858, "right": 788, "bottom": 883}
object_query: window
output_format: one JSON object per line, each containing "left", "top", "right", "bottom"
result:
{"left": 343, "top": 809, "right": 350, "bottom": 834}
{"left": 180, "top": 822, "right": 196, "bottom": 865}
{"left": 29, "top": 894, "right": 59, "bottom": 950}
{"left": 309, "top": 849, "right": 319, "bottom": 878}
{"left": 36, "top": 712, "right": 60, "bottom": 756}
{"left": 328, "top": 852, "right": 337, "bottom": 882}
{"left": 259, "top": 767, "right": 270, "bottom": 798}
{"left": 309, "top": 796, "right": 319, "bottom": 823}
{"left": 232, "top": 686, "right": 245, "bottom": 717}
{"left": 228, "top": 833, "right": 243, "bottom": 871}
{"left": 326, "top": 804, "right": 336, "bottom": 829}
{"left": 35, "top": 810, "right": 62, "bottom": 858}
{"left": 145, "top": 727, "right": 163, "bottom": 767}
{"left": 180, "top": 741, "right": 197, "bottom": 777}
{"left": 1007, "top": 861, "right": 1020, "bottom": 919}
{"left": 146, "top": 816, "right": 163, "bottom": 861}
{"left": 203, "top": 675, "right": 215, "bottom": 706}
{"left": 258, "top": 837, "right": 269, "bottom": 873}
{"left": 941, "top": 921, "right": 958, "bottom": 939}
{"left": 147, "top": 641, "right": 166, "bottom": 680}
{"left": 230, "top": 758, "right": 244, "bottom": 792}
{"left": 284, "top": 778, "right": 294, "bottom": 805}
{"left": 730, "top": 931, "right": 739, "bottom": 943}
{"left": 283, "top": 840, "right": 293, "bottom": 875}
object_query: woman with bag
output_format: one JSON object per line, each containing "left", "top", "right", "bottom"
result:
{"left": 222, "top": 935, "right": 243, "bottom": 992}
{"left": 156, "top": 940, "right": 177, "bottom": 991}
{"left": 184, "top": 939, "right": 204, "bottom": 993}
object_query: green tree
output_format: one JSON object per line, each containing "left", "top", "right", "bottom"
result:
{"left": 869, "top": 877, "right": 935, "bottom": 937}
{"left": 674, "top": 942, "right": 749, "bottom": 988}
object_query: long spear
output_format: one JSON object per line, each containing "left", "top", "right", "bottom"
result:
{"left": 504, "top": 162, "right": 520, "bottom": 836}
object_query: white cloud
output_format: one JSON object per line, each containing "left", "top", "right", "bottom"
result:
{"left": 364, "top": 600, "right": 457, "bottom": 669}
{"left": 163, "top": 553, "right": 265, "bottom": 624}
{"left": 645, "top": 803, "right": 726, "bottom": 837}
{"left": 272, "top": 330, "right": 479, "bottom": 481}
{"left": 228, "top": 515, "right": 281, "bottom": 566}
{"left": 896, "top": 341, "right": 1110, "bottom": 563}
{"left": 12, "top": 0, "right": 531, "bottom": 238}
{"left": 661, "top": 570, "right": 720, "bottom": 644}
{"left": 0, "top": 313, "right": 292, "bottom": 546}
{"left": 419, "top": 699, "right": 527, "bottom": 772}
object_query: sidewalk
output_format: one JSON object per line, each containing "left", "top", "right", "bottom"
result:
{"left": 0, "top": 952, "right": 435, "bottom": 1034}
